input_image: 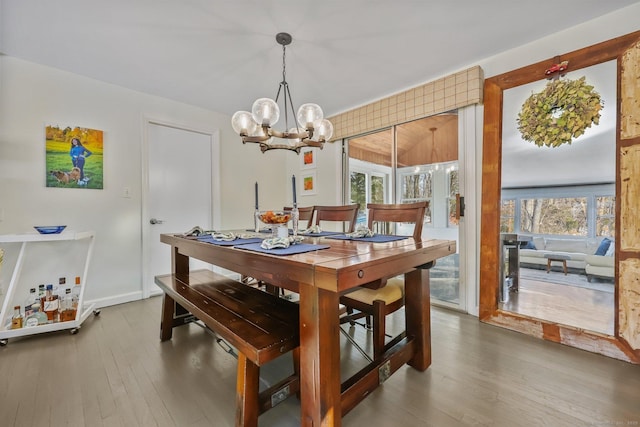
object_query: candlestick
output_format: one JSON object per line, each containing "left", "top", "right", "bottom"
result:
{"left": 291, "top": 206, "right": 299, "bottom": 238}
{"left": 255, "top": 182, "right": 259, "bottom": 210}
{"left": 291, "top": 175, "right": 297, "bottom": 207}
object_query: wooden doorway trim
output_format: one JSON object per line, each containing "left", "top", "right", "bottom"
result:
{"left": 479, "top": 30, "right": 640, "bottom": 364}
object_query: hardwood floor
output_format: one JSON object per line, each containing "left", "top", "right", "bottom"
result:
{"left": 500, "top": 272, "right": 615, "bottom": 335}
{"left": 0, "top": 296, "right": 638, "bottom": 426}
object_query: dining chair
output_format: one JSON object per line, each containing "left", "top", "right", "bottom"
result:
{"left": 339, "top": 201, "right": 428, "bottom": 360}
{"left": 283, "top": 205, "right": 314, "bottom": 230}
{"left": 308, "top": 204, "right": 359, "bottom": 233}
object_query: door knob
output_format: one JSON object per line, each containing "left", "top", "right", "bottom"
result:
{"left": 150, "top": 218, "right": 164, "bottom": 225}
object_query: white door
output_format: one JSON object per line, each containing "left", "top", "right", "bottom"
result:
{"left": 142, "top": 120, "right": 220, "bottom": 297}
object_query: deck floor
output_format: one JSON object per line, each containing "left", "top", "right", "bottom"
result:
{"left": 501, "top": 267, "right": 615, "bottom": 335}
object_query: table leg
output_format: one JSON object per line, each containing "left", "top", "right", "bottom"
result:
{"left": 404, "top": 268, "right": 432, "bottom": 371}
{"left": 160, "top": 293, "right": 174, "bottom": 341}
{"left": 563, "top": 260, "right": 568, "bottom": 275}
{"left": 172, "top": 245, "right": 189, "bottom": 276}
{"left": 546, "top": 258, "right": 552, "bottom": 273}
{"left": 298, "top": 283, "right": 341, "bottom": 427}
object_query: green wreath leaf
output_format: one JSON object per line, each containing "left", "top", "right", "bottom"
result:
{"left": 516, "top": 76, "right": 603, "bottom": 147}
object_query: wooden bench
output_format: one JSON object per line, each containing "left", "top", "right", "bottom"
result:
{"left": 154, "top": 269, "right": 300, "bottom": 427}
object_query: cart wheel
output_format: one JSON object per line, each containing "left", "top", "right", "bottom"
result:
{"left": 93, "top": 309, "right": 101, "bottom": 316}
{"left": 0, "top": 339, "right": 7, "bottom": 346}
{"left": 70, "top": 328, "right": 79, "bottom": 335}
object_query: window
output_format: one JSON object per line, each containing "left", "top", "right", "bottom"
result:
{"left": 520, "top": 197, "right": 587, "bottom": 236}
{"left": 371, "top": 175, "right": 385, "bottom": 204}
{"left": 400, "top": 171, "right": 432, "bottom": 223}
{"left": 596, "top": 196, "right": 615, "bottom": 237}
{"left": 350, "top": 171, "right": 366, "bottom": 210}
{"left": 350, "top": 168, "right": 389, "bottom": 227}
{"left": 501, "top": 184, "right": 615, "bottom": 238}
{"left": 447, "top": 168, "right": 459, "bottom": 227}
{"left": 500, "top": 199, "right": 515, "bottom": 233}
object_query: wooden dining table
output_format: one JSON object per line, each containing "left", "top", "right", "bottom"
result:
{"left": 160, "top": 231, "right": 456, "bottom": 426}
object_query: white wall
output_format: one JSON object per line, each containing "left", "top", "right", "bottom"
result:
{"left": 285, "top": 142, "right": 344, "bottom": 207}
{"left": 0, "top": 57, "right": 288, "bottom": 307}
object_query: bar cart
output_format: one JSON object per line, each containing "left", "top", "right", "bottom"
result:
{"left": 0, "top": 230, "right": 98, "bottom": 345}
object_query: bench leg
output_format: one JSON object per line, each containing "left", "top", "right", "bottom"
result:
{"left": 236, "top": 353, "right": 260, "bottom": 427}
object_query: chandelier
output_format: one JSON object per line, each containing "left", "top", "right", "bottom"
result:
{"left": 231, "top": 32, "right": 333, "bottom": 154}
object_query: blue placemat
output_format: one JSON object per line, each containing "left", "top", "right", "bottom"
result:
{"left": 326, "top": 234, "right": 409, "bottom": 243}
{"left": 235, "top": 242, "right": 330, "bottom": 255}
{"left": 197, "top": 236, "right": 264, "bottom": 246}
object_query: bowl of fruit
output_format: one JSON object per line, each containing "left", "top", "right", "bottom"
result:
{"left": 257, "top": 210, "right": 291, "bottom": 225}
{"left": 256, "top": 210, "right": 291, "bottom": 237}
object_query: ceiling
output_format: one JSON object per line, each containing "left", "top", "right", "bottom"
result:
{"left": 349, "top": 114, "right": 458, "bottom": 168}
{"left": 1, "top": 1, "right": 638, "bottom": 120}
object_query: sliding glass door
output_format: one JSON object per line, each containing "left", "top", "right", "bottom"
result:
{"left": 346, "top": 113, "right": 464, "bottom": 310}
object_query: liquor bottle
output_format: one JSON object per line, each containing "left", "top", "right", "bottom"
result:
{"left": 10, "top": 305, "right": 23, "bottom": 329}
{"left": 24, "top": 303, "right": 48, "bottom": 327}
{"left": 38, "top": 284, "right": 46, "bottom": 300}
{"left": 57, "top": 287, "right": 66, "bottom": 320}
{"left": 42, "top": 284, "right": 59, "bottom": 323}
{"left": 71, "top": 276, "right": 81, "bottom": 312}
{"left": 24, "top": 287, "right": 37, "bottom": 317}
{"left": 59, "top": 288, "right": 76, "bottom": 322}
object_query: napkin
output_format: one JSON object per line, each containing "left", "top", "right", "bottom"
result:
{"left": 346, "top": 226, "right": 375, "bottom": 238}
{"left": 261, "top": 235, "right": 304, "bottom": 249}
{"left": 183, "top": 225, "right": 205, "bottom": 237}
{"left": 299, "top": 225, "right": 323, "bottom": 235}
{"left": 211, "top": 232, "right": 257, "bottom": 241}
{"left": 211, "top": 232, "right": 237, "bottom": 241}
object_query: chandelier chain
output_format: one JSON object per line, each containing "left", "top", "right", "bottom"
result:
{"left": 282, "top": 43, "right": 287, "bottom": 86}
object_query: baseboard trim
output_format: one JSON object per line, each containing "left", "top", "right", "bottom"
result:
{"left": 86, "top": 291, "right": 145, "bottom": 309}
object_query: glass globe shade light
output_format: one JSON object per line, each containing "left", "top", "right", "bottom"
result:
{"left": 315, "top": 119, "right": 334, "bottom": 141}
{"left": 231, "top": 111, "right": 258, "bottom": 136}
{"left": 296, "top": 103, "right": 323, "bottom": 129}
{"left": 252, "top": 98, "right": 279, "bottom": 127}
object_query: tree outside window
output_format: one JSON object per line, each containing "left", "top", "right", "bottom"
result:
{"left": 401, "top": 172, "right": 432, "bottom": 223}
{"left": 447, "top": 169, "right": 459, "bottom": 227}
{"left": 596, "top": 196, "right": 615, "bottom": 237}
{"left": 371, "top": 175, "right": 385, "bottom": 204}
{"left": 350, "top": 171, "right": 366, "bottom": 212}
{"left": 500, "top": 199, "right": 515, "bottom": 233}
{"left": 520, "top": 197, "right": 587, "bottom": 236}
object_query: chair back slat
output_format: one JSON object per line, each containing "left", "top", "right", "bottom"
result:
{"left": 366, "top": 201, "right": 428, "bottom": 240}
{"left": 310, "top": 204, "right": 359, "bottom": 232}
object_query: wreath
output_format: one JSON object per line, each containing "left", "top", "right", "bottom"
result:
{"left": 517, "top": 76, "right": 603, "bottom": 148}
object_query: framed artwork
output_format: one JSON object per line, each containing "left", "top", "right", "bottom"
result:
{"left": 300, "top": 147, "right": 316, "bottom": 169}
{"left": 301, "top": 171, "right": 317, "bottom": 196}
{"left": 45, "top": 124, "right": 104, "bottom": 189}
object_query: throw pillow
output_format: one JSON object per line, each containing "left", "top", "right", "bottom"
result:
{"left": 605, "top": 242, "right": 615, "bottom": 257}
{"left": 522, "top": 241, "right": 536, "bottom": 250}
{"left": 595, "top": 237, "right": 611, "bottom": 256}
